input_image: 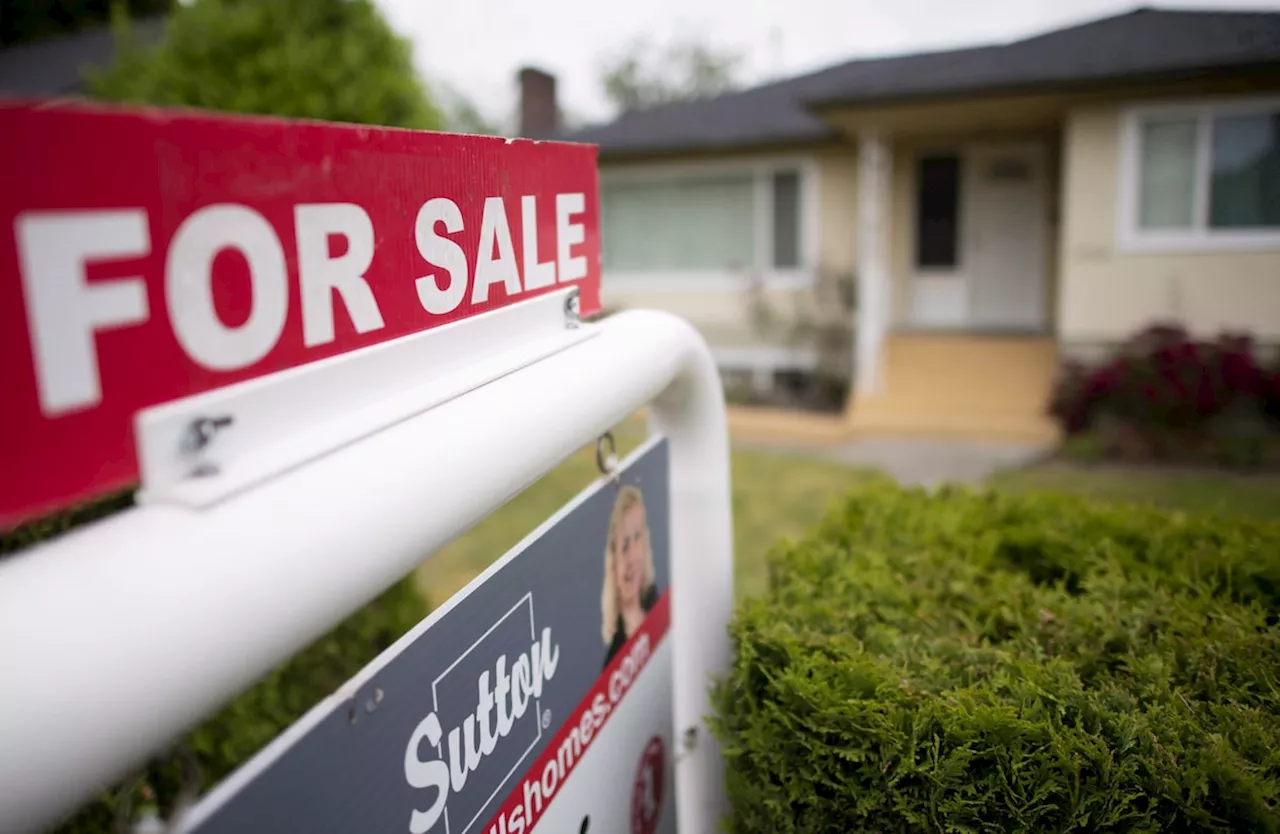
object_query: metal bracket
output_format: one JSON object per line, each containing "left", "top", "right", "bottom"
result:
{"left": 134, "top": 289, "right": 596, "bottom": 509}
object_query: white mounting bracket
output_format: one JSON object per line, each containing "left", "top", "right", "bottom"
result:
{"left": 134, "top": 288, "right": 593, "bottom": 509}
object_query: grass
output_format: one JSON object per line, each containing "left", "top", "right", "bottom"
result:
{"left": 413, "top": 416, "right": 873, "bottom": 606}
{"left": 416, "top": 422, "right": 1280, "bottom": 610}
{"left": 989, "top": 461, "right": 1280, "bottom": 522}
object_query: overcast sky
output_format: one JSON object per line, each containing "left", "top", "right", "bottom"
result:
{"left": 376, "top": 0, "right": 1280, "bottom": 130}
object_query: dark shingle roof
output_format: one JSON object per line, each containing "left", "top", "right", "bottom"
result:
{"left": 559, "top": 79, "right": 837, "bottom": 155}
{"left": 0, "top": 18, "right": 167, "bottom": 96}
{"left": 565, "top": 7, "right": 1280, "bottom": 156}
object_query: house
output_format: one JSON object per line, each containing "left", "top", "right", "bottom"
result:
{"left": 534, "top": 7, "right": 1280, "bottom": 442}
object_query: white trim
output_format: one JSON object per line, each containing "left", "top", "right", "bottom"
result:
{"left": 1192, "top": 113, "right": 1212, "bottom": 232}
{"left": 1117, "top": 95, "right": 1280, "bottom": 253}
{"left": 598, "top": 155, "right": 822, "bottom": 292}
{"left": 855, "top": 131, "right": 891, "bottom": 397}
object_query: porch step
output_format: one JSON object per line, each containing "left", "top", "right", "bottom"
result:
{"left": 848, "top": 333, "right": 1062, "bottom": 443}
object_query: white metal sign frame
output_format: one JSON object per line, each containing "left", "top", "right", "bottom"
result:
{"left": 0, "top": 295, "right": 734, "bottom": 834}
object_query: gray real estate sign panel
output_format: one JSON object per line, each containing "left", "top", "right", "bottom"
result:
{"left": 181, "top": 437, "right": 674, "bottom": 834}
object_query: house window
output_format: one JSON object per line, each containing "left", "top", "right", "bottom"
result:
{"left": 600, "top": 175, "right": 755, "bottom": 271}
{"left": 599, "top": 164, "right": 810, "bottom": 279}
{"left": 1210, "top": 112, "right": 1280, "bottom": 228}
{"left": 915, "top": 155, "right": 961, "bottom": 268}
{"left": 771, "top": 170, "right": 801, "bottom": 268}
{"left": 1126, "top": 100, "right": 1280, "bottom": 247}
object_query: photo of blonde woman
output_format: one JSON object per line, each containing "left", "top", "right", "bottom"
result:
{"left": 601, "top": 484, "right": 659, "bottom": 669}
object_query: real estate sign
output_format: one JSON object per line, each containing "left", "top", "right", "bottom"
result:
{"left": 0, "top": 101, "right": 601, "bottom": 527}
{"left": 177, "top": 438, "right": 676, "bottom": 834}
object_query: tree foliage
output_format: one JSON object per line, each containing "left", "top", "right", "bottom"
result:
{"left": 0, "top": 0, "right": 171, "bottom": 47}
{"left": 601, "top": 36, "right": 742, "bottom": 113}
{"left": 91, "top": 0, "right": 442, "bottom": 130}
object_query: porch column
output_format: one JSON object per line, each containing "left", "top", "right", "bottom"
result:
{"left": 855, "top": 130, "right": 891, "bottom": 398}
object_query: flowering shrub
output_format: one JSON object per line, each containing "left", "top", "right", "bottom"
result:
{"left": 1049, "top": 323, "right": 1274, "bottom": 438}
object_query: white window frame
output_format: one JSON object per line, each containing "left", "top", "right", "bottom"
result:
{"left": 599, "top": 155, "right": 821, "bottom": 292}
{"left": 1118, "top": 96, "right": 1280, "bottom": 252}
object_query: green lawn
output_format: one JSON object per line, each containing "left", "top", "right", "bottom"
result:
{"left": 989, "top": 461, "right": 1280, "bottom": 522}
{"left": 414, "top": 417, "right": 872, "bottom": 606}
{"left": 416, "top": 423, "right": 1280, "bottom": 609}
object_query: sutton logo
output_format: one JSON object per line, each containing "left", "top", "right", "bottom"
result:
{"left": 404, "top": 595, "right": 560, "bottom": 834}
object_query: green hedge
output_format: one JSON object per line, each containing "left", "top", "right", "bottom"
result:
{"left": 1, "top": 499, "right": 427, "bottom": 833}
{"left": 712, "top": 479, "right": 1280, "bottom": 833}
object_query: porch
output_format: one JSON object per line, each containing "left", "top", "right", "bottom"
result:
{"left": 841, "top": 101, "right": 1067, "bottom": 443}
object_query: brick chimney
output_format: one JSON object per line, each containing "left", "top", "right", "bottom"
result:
{"left": 518, "top": 67, "right": 559, "bottom": 139}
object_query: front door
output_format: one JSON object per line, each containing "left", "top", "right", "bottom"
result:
{"left": 963, "top": 143, "right": 1049, "bottom": 331}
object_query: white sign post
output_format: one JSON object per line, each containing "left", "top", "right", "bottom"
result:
{"left": 0, "top": 103, "right": 733, "bottom": 834}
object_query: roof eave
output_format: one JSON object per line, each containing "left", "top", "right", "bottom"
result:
{"left": 803, "top": 61, "right": 1280, "bottom": 113}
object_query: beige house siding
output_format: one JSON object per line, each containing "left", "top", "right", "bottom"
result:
{"left": 1058, "top": 101, "right": 1280, "bottom": 347}
{"left": 815, "top": 149, "right": 859, "bottom": 279}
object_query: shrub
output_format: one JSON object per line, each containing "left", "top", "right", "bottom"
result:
{"left": 712, "top": 479, "right": 1280, "bottom": 833}
{"left": 1050, "top": 323, "right": 1270, "bottom": 436}
{"left": 1049, "top": 324, "right": 1280, "bottom": 465}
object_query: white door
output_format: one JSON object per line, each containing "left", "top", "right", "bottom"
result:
{"left": 963, "top": 143, "right": 1049, "bottom": 330}
{"left": 910, "top": 273, "right": 967, "bottom": 326}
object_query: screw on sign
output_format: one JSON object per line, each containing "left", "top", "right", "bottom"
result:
{"left": 630, "top": 736, "right": 666, "bottom": 834}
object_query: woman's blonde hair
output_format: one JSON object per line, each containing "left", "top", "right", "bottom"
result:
{"left": 600, "top": 484, "right": 655, "bottom": 645}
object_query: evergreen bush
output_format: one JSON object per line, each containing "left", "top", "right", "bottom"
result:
{"left": 712, "top": 479, "right": 1280, "bottom": 833}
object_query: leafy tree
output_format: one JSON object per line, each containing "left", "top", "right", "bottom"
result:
{"left": 601, "top": 36, "right": 742, "bottom": 113}
{"left": 91, "top": 0, "right": 442, "bottom": 130}
{"left": 0, "top": 0, "right": 171, "bottom": 47}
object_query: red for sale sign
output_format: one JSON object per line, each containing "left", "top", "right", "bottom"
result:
{"left": 0, "top": 100, "right": 601, "bottom": 527}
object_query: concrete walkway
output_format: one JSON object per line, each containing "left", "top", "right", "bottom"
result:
{"left": 826, "top": 437, "right": 1052, "bottom": 488}
{"left": 738, "top": 435, "right": 1053, "bottom": 489}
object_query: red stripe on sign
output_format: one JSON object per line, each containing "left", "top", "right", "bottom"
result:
{"left": 480, "top": 590, "right": 672, "bottom": 834}
{"left": 0, "top": 100, "right": 600, "bottom": 528}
